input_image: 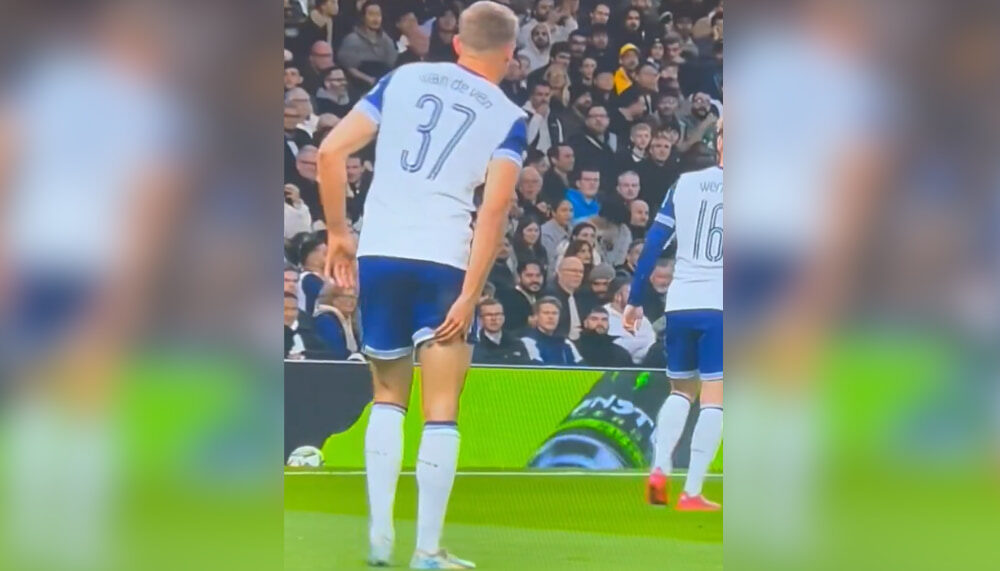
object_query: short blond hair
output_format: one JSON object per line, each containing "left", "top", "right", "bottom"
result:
{"left": 458, "top": 1, "right": 519, "bottom": 53}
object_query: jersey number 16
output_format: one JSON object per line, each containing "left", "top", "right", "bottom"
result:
{"left": 400, "top": 94, "right": 478, "bottom": 180}
{"left": 693, "top": 200, "right": 723, "bottom": 262}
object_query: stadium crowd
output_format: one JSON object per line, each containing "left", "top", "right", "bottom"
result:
{"left": 283, "top": 0, "right": 722, "bottom": 366}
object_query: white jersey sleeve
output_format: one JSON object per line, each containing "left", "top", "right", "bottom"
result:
{"left": 662, "top": 165, "right": 723, "bottom": 311}
{"left": 354, "top": 62, "right": 528, "bottom": 270}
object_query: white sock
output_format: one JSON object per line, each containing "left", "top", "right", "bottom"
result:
{"left": 653, "top": 392, "right": 692, "bottom": 473}
{"left": 684, "top": 406, "right": 723, "bottom": 496}
{"left": 415, "top": 422, "right": 460, "bottom": 554}
{"left": 365, "top": 402, "right": 406, "bottom": 546}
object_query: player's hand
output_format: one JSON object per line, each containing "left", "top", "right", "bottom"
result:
{"left": 622, "top": 304, "right": 644, "bottom": 334}
{"left": 434, "top": 293, "right": 477, "bottom": 343}
{"left": 324, "top": 227, "right": 357, "bottom": 288}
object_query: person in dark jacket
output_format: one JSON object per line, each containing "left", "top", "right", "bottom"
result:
{"left": 312, "top": 283, "right": 360, "bottom": 360}
{"left": 544, "top": 256, "right": 597, "bottom": 341}
{"left": 496, "top": 260, "right": 545, "bottom": 334}
{"left": 574, "top": 307, "right": 634, "bottom": 367}
{"left": 568, "top": 104, "right": 618, "bottom": 193}
{"left": 472, "top": 299, "right": 532, "bottom": 365}
{"left": 640, "top": 258, "right": 674, "bottom": 319}
{"left": 637, "top": 131, "right": 683, "bottom": 208}
{"left": 520, "top": 297, "right": 584, "bottom": 366}
{"left": 284, "top": 292, "right": 324, "bottom": 359}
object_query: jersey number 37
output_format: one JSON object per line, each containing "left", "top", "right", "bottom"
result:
{"left": 400, "top": 94, "right": 478, "bottom": 180}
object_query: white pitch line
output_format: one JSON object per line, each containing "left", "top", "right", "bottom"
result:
{"left": 285, "top": 470, "right": 722, "bottom": 478}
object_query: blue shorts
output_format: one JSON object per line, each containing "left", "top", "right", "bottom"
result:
{"left": 358, "top": 256, "right": 471, "bottom": 360}
{"left": 664, "top": 309, "right": 723, "bottom": 381}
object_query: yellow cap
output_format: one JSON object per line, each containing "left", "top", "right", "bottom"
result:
{"left": 618, "top": 43, "right": 640, "bottom": 57}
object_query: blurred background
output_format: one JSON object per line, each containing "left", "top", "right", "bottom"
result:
{"left": 0, "top": 1, "right": 281, "bottom": 570}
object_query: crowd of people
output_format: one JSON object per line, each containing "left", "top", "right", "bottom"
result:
{"left": 283, "top": 0, "right": 722, "bottom": 366}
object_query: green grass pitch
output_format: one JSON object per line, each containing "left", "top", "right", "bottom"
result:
{"left": 285, "top": 472, "right": 722, "bottom": 570}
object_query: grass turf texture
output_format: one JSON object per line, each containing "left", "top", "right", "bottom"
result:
{"left": 285, "top": 472, "right": 722, "bottom": 570}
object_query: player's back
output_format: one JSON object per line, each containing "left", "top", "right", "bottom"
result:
{"left": 664, "top": 165, "right": 723, "bottom": 312}
{"left": 355, "top": 62, "right": 527, "bottom": 270}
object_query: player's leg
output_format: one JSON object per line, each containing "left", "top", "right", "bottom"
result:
{"left": 678, "top": 310, "right": 724, "bottom": 511}
{"left": 357, "top": 257, "right": 416, "bottom": 565}
{"left": 409, "top": 262, "right": 475, "bottom": 568}
{"left": 649, "top": 311, "right": 699, "bottom": 505}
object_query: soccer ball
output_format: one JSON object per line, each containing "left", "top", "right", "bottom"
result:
{"left": 287, "top": 445, "right": 324, "bottom": 467}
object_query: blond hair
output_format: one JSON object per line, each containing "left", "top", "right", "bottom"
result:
{"left": 458, "top": 1, "right": 519, "bottom": 53}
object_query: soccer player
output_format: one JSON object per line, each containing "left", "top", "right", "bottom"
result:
{"left": 316, "top": 2, "right": 525, "bottom": 568}
{"left": 624, "top": 119, "right": 723, "bottom": 512}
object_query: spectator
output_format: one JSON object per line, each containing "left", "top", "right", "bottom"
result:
{"left": 285, "top": 291, "right": 323, "bottom": 359}
{"left": 633, "top": 61, "right": 659, "bottom": 114}
{"left": 628, "top": 200, "right": 650, "bottom": 240}
{"left": 302, "top": 40, "right": 335, "bottom": 95}
{"left": 286, "top": 87, "right": 319, "bottom": 136}
{"left": 609, "top": 88, "right": 646, "bottom": 141}
{"left": 313, "top": 113, "right": 340, "bottom": 146}
{"left": 516, "top": 166, "right": 550, "bottom": 220}
{"left": 586, "top": 2, "right": 611, "bottom": 29}
{"left": 542, "top": 143, "right": 574, "bottom": 206}
{"left": 553, "top": 221, "right": 603, "bottom": 268}
{"left": 574, "top": 307, "right": 634, "bottom": 367}
{"left": 576, "top": 56, "right": 597, "bottom": 88}
{"left": 298, "top": 0, "right": 339, "bottom": 57}
{"left": 677, "top": 92, "right": 720, "bottom": 170}
{"left": 518, "top": 0, "right": 577, "bottom": 50}
{"left": 658, "top": 63, "right": 682, "bottom": 96}
{"left": 521, "top": 22, "right": 553, "bottom": 73}
{"left": 288, "top": 145, "right": 323, "bottom": 222}
{"left": 472, "top": 299, "right": 532, "bottom": 365}
{"left": 523, "top": 81, "right": 564, "bottom": 154}
{"left": 615, "top": 170, "right": 642, "bottom": 204}
{"left": 496, "top": 260, "right": 545, "bottom": 334}
{"left": 585, "top": 24, "right": 614, "bottom": 70}
{"left": 313, "top": 282, "right": 360, "bottom": 360}
{"left": 590, "top": 196, "right": 633, "bottom": 267}
{"left": 528, "top": 41, "right": 572, "bottom": 88}
{"left": 616, "top": 239, "right": 644, "bottom": 278}
{"left": 637, "top": 131, "right": 682, "bottom": 208}
{"left": 673, "top": 15, "right": 700, "bottom": 60}
{"left": 604, "top": 278, "right": 656, "bottom": 364}
{"left": 617, "top": 6, "right": 648, "bottom": 49}
{"left": 562, "top": 238, "right": 595, "bottom": 281}
{"left": 512, "top": 217, "right": 548, "bottom": 270}
{"left": 520, "top": 297, "right": 584, "bottom": 365}
{"left": 591, "top": 68, "right": 615, "bottom": 108}
{"left": 617, "top": 123, "right": 652, "bottom": 172}
{"left": 284, "top": 103, "right": 312, "bottom": 173}
{"left": 567, "top": 30, "right": 589, "bottom": 68}
{"left": 296, "top": 236, "right": 328, "bottom": 315}
{"left": 545, "top": 255, "right": 596, "bottom": 340}
{"left": 694, "top": 12, "right": 723, "bottom": 63}
{"left": 488, "top": 237, "right": 518, "bottom": 293}
{"left": 542, "top": 65, "right": 571, "bottom": 111}
{"left": 654, "top": 89, "right": 684, "bottom": 134}
{"left": 393, "top": 9, "right": 429, "bottom": 66}
{"left": 501, "top": 57, "right": 529, "bottom": 106}
{"left": 559, "top": 85, "right": 592, "bottom": 141}
{"left": 646, "top": 37, "right": 665, "bottom": 68}
{"left": 541, "top": 198, "right": 573, "bottom": 267}
{"left": 315, "top": 66, "right": 353, "bottom": 117}
{"left": 284, "top": 266, "right": 300, "bottom": 295}
{"left": 284, "top": 184, "right": 313, "bottom": 239}
{"left": 614, "top": 43, "right": 641, "bottom": 94}
{"left": 566, "top": 167, "right": 601, "bottom": 225}
{"left": 587, "top": 263, "right": 616, "bottom": 303}
{"left": 427, "top": 4, "right": 460, "bottom": 62}
{"left": 568, "top": 104, "right": 617, "bottom": 192}
{"left": 663, "top": 34, "right": 686, "bottom": 65}
{"left": 284, "top": 63, "right": 304, "bottom": 92}
{"left": 345, "top": 154, "right": 369, "bottom": 222}
{"left": 640, "top": 257, "right": 674, "bottom": 319}
{"left": 338, "top": 1, "right": 397, "bottom": 91}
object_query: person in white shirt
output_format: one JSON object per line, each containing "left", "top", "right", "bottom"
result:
{"left": 284, "top": 184, "right": 313, "bottom": 239}
{"left": 286, "top": 87, "right": 319, "bottom": 136}
{"left": 605, "top": 278, "right": 655, "bottom": 364}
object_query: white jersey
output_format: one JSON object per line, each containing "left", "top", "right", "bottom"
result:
{"left": 656, "top": 165, "right": 723, "bottom": 311}
{"left": 353, "top": 62, "right": 528, "bottom": 270}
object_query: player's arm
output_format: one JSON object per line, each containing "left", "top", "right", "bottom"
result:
{"left": 316, "top": 74, "right": 389, "bottom": 286}
{"left": 623, "top": 184, "right": 677, "bottom": 332}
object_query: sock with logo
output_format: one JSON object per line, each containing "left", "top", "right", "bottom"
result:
{"left": 415, "top": 421, "right": 460, "bottom": 554}
{"left": 365, "top": 402, "right": 406, "bottom": 546}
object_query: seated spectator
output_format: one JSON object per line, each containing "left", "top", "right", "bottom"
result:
{"left": 677, "top": 92, "right": 720, "bottom": 171}
{"left": 616, "top": 123, "right": 652, "bottom": 173}
{"left": 615, "top": 170, "right": 641, "bottom": 205}
{"left": 590, "top": 197, "right": 633, "bottom": 267}
{"left": 638, "top": 131, "right": 682, "bottom": 209}
{"left": 472, "top": 299, "right": 532, "bottom": 365}
{"left": 640, "top": 257, "right": 674, "bottom": 319}
{"left": 523, "top": 81, "right": 564, "bottom": 154}
{"left": 541, "top": 199, "right": 573, "bottom": 268}
{"left": 654, "top": 89, "right": 684, "bottom": 134}
{"left": 427, "top": 3, "right": 460, "bottom": 62}
{"left": 488, "top": 237, "right": 518, "bottom": 292}
{"left": 312, "top": 283, "right": 360, "bottom": 360}
{"left": 501, "top": 57, "right": 528, "bottom": 106}
{"left": 587, "top": 263, "right": 616, "bottom": 304}
{"left": 287, "top": 144, "right": 323, "bottom": 222}
{"left": 585, "top": 24, "right": 615, "bottom": 71}
{"left": 496, "top": 260, "right": 545, "bottom": 334}
{"left": 284, "top": 63, "right": 304, "bottom": 92}
{"left": 296, "top": 0, "right": 338, "bottom": 55}
{"left": 608, "top": 88, "right": 645, "bottom": 141}
{"left": 516, "top": 166, "right": 550, "bottom": 220}
{"left": 560, "top": 239, "right": 596, "bottom": 282}
{"left": 521, "top": 297, "right": 584, "bottom": 366}
{"left": 591, "top": 68, "right": 615, "bottom": 108}
{"left": 312, "top": 113, "right": 341, "bottom": 146}
{"left": 345, "top": 154, "right": 370, "bottom": 222}
{"left": 617, "top": 239, "right": 644, "bottom": 278}
{"left": 541, "top": 144, "right": 574, "bottom": 206}
{"left": 545, "top": 256, "right": 597, "bottom": 341}
{"left": 632, "top": 62, "right": 660, "bottom": 115}
{"left": 542, "top": 64, "right": 571, "bottom": 113}
{"left": 576, "top": 56, "right": 597, "bottom": 88}
{"left": 301, "top": 40, "right": 335, "bottom": 96}
{"left": 559, "top": 85, "right": 592, "bottom": 141}
{"left": 566, "top": 167, "right": 601, "bottom": 225}
{"left": 553, "top": 221, "right": 603, "bottom": 270}
{"left": 283, "top": 265, "right": 299, "bottom": 295}
{"left": 521, "top": 21, "right": 553, "bottom": 73}
{"left": 284, "top": 103, "right": 312, "bottom": 174}
{"left": 628, "top": 200, "right": 650, "bottom": 240}
{"left": 337, "top": 1, "right": 397, "bottom": 92}
{"left": 315, "top": 67, "right": 353, "bottom": 117}
{"left": 614, "top": 43, "right": 640, "bottom": 94}
{"left": 605, "top": 278, "right": 655, "bottom": 364}
{"left": 480, "top": 281, "right": 497, "bottom": 305}
{"left": 284, "top": 291, "right": 323, "bottom": 359}
{"left": 286, "top": 87, "right": 319, "bottom": 136}
{"left": 512, "top": 217, "right": 548, "bottom": 272}
{"left": 284, "top": 184, "right": 313, "bottom": 239}
{"left": 568, "top": 104, "right": 617, "bottom": 191}
{"left": 574, "top": 307, "right": 634, "bottom": 368}
{"left": 296, "top": 236, "right": 328, "bottom": 315}
{"left": 392, "top": 9, "right": 429, "bottom": 66}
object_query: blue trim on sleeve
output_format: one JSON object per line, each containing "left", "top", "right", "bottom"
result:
{"left": 357, "top": 72, "right": 394, "bottom": 124}
{"left": 494, "top": 117, "right": 527, "bottom": 164}
{"left": 491, "top": 148, "right": 524, "bottom": 166}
